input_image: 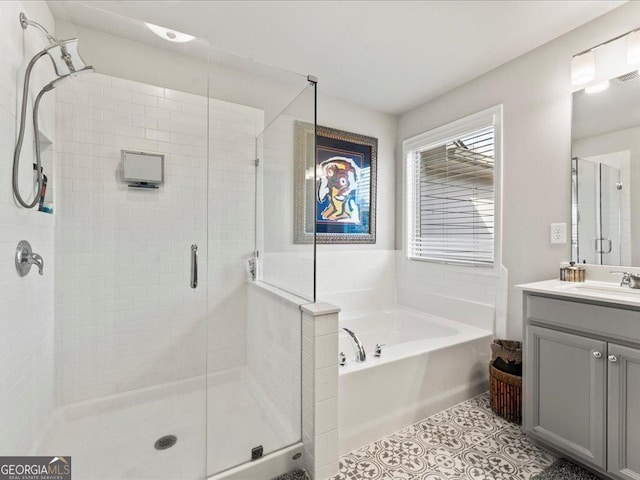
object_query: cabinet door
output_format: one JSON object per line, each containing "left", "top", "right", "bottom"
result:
{"left": 525, "top": 325, "right": 607, "bottom": 469}
{"left": 608, "top": 343, "right": 640, "bottom": 480}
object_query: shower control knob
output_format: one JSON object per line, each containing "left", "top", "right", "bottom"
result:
{"left": 592, "top": 351, "right": 602, "bottom": 359}
{"left": 339, "top": 352, "right": 346, "bottom": 367}
{"left": 608, "top": 355, "right": 618, "bottom": 363}
{"left": 374, "top": 344, "right": 385, "bottom": 358}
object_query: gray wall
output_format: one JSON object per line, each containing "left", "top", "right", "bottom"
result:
{"left": 397, "top": 2, "right": 640, "bottom": 339}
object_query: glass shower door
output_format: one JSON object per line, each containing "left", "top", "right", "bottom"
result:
{"left": 575, "top": 158, "right": 597, "bottom": 264}
{"left": 599, "top": 163, "right": 622, "bottom": 265}
{"left": 206, "top": 50, "right": 315, "bottom": 477}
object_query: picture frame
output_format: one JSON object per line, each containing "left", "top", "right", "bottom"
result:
{"left": 294, "top": 121, "right": 377, "bottom": 244}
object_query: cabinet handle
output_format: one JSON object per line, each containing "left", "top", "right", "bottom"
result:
{"left": 190, "top": 244, "right": 198, "bottom": 289}
{"left": 593, "top": 351, "right": 602, "bottom": 358}
{"left": 608, "top": 355, "right": 618, "bottom": 363}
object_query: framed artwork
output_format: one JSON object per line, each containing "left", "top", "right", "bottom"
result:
{"left": 294, "top": 121, "right": 377, "bottom": 244}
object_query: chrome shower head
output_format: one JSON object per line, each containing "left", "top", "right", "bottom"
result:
{"left": 13, "top": 12, "right": 95, "bottom": 209}
{"left": 45, "top": 39, "right": 91, "bottom": 76}
{"left": 20, "top": 12, "right": 91, "bottom": 77}
{"left": 43, "top": 66, "right": 95, "bottom": 92}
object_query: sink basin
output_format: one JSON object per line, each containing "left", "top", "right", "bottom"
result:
{"left": 518, "top": 279, "right": 640, "bottom": 307}
{"left": 556, "top": 282, "right": 640, "bottom": 299}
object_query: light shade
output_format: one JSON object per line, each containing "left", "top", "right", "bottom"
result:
{"left": 585, "top": 80, "right": 609, "bottom": 94}
{"left": 627, "top": 30, "right": 640, "bottom": 65}
{"left": 145, "top": 22, "right": 195, "bottom": 43}
{"left": 571, "top": 50, "right": 595, "bottom": 86}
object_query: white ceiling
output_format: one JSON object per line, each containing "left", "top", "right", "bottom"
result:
{"left": 47, "top": 1, "right": 625, "bottom": 115}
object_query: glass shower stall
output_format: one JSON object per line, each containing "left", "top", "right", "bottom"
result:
{"left": 1, "top": 2, "right": 317, "bottom": 479}
{"left": 572, "top": 154, "right": 629, "bottom": 266}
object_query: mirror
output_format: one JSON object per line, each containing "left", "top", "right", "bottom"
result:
{"left": 572, "top": 70, "right": 640, "bottom": 266}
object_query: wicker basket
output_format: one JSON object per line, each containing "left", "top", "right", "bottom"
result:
{"left": 489, "top": 362, "right": 522, "bottom": 424}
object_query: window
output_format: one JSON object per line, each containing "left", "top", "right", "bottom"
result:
{"left": 404, "top": 105, "right": 502, "bottom": 268}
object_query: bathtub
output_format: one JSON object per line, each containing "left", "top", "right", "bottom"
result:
{"left": 338, "top": 306, "right": 493, "bottom": 455}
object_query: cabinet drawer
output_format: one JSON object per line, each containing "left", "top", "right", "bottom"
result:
{"left": 525, "top": 294, "right": 640, "bottom": 344}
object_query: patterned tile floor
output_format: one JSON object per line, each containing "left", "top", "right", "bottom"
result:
{"left": 332, "top": 393, "right": 556, "bottom": 480}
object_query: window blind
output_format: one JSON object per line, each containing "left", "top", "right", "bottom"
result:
{"left": 408, "top": 125, "right": 495, "bottom": 266}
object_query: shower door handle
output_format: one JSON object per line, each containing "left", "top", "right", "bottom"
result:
{"left": 595, "top": 238, "right": 612, "bottom": 254}
{"left": 190, "top": 244, "right": 198, "bottom": 289}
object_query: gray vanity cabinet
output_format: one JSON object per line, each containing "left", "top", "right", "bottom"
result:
{"left": 608, "top": 343, "right": 640, "bottom": 480}
{"left": 525, "top": 325, "right": 607, "bottom": 470}
{"left": 524, "top": 291, "right": 640, "bottom": 480}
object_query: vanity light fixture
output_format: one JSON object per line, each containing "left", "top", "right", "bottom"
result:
{"left": 571, "top": 51, "right": 595, "bottom": 86}
{"left": 145, "top": 22, "right": 195, "bottom": 43}
{"left": 585, "top": 80, "right": 610, "bottom": 94}
{"left": 572, "top": 26, "right": 640, "bottom": 87}
{"left": 627, "top": 30, "right": 640, "bottom": 65}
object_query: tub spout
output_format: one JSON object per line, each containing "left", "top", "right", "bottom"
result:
{"left": 343, "top": 328, "right": 366, "bottom": 362}
{"left": 27, "top": 252, "right": 44, "bottom": 275}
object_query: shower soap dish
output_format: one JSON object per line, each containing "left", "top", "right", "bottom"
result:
{"left": 560, "top": 262, "right": 585, "bottom": 282}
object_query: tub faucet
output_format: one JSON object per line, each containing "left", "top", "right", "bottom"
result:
{"left": 27, "top": 252, "right": 44, "bottom": 275}
{"left": 343, "top": 328, "right": 366, "bottom": 362}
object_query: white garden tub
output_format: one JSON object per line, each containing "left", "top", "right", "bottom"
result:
{"left": 338, "top": 306, "right": 492, "bottom": 454}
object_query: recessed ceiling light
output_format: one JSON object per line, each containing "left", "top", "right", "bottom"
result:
{"left": 585, "top": 80, "right": 610, "bottom": 94}
{"left": 145, "top": 22, "right": 195, "bottom": 43}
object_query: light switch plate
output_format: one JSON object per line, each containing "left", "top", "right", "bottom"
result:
{"left": 550, "top": 223, "right": 567, "bottom": 244}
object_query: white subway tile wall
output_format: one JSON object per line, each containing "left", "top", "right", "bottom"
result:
{"left": 271, "top": 248, "right": 502, "bottom": 335}
{"left": 316, "top": 250, "right": 397, "bottom": 312}
{"left": 207, "top": 95, "right": 263, "bottom": 376}
{"left": 260, "top": 250, "right": 397, "bottom": 308}
{"left": 0, "top": 0, "right": 56, "bottom": 454}
{"left": 246, "top": 284, "right": 302, "bottom": 449}
{"left": 396, "top": 256, "right": 503, "bottom": 332}
{"left": 54, "top": 72, "right": 263, "bottom": 404}
{"left": 261, "top": 251, "right": 315, "bottom": 300}
{"left": 302, "top": 304, "right": 340, "bottom": 480}
{"left": 397, "top": 258, "right": 497, "bottom": 305}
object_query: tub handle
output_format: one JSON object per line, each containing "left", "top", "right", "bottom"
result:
{"left": 374, "top": 343, "right": 385, "bottom": 358}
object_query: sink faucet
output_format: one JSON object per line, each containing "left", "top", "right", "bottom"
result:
{"left": 610, "top": 271, "right": 640, "bottom": 288}
{"left": 342, "top": 328, "right": 366, "bottom": 362}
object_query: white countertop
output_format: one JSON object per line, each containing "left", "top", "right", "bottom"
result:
{"left": 517, "top": 279, "right": 640, "bottom": 308}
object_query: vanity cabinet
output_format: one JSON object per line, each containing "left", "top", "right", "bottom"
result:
{"left": 525, "top": 325, "right": 606, "bottom": 469}
{"left": 523, "top": 292, "right": 640, "bottom": 480}
{"left": 608, "top": 344, "right": 640, "bottom": 480}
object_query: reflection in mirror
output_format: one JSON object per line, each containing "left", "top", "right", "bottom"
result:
{"left": 572, "top": 70, "right": 640, "bottom": 266}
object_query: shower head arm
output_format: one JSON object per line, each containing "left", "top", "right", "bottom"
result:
{"left": 20, "top": 12, "right": 58, "bottom": 44}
